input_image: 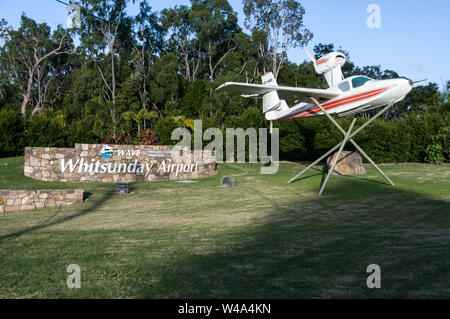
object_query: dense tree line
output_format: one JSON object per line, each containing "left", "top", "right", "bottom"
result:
{"left": 0, "top": 0, "right": 448, "bottom": 163}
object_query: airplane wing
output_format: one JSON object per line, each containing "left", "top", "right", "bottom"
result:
{"left": 215, "top": 82, "right": 339, "bottom": 102}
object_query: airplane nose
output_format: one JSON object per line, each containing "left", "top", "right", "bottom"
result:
{"left": 400, "top": 78, "right": 413, "bottom": 95}
{"left": 405, "top": 79, "right": 413, "bottom": 93}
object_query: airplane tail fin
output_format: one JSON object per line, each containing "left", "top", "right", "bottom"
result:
{"left": 261, "top": 72, "right": 289, "bottom": 117}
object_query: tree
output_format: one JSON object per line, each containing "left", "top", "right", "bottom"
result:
{"left": 148, "top": 53, "right": 180, "bottom": 114}
{"left": 243, "top": 0, "right": 312, "bottom": 79}
{"left": 161, "top": 5, "right": 200, "bottom": 82}
{"left": 1, "top": 15, "right": 72, "bottom": 118}
{"left": 0, "top": 19, "right": 10, "bottom": 103}
{"left": 231, "top": 29, "right": 267, "bottom": 82}
{"left": 312, "top": 43, "right": 334, "bottom": 59}
{"left": 76, "top": 0, "right": 131, "bottom": 135}
{"left": 122, "top": 109, "right": 158, "bottom": 138}
{"left": 131, "top": 0, "right": 164, "bottom": 117}
{"left": 0, "top": 19, "right": 8, "bottom": 38}
{"left": 190, "top": 0, "right": 240, "bottom": 94}
{"left": 0, "top": 108, "right": 26, "bottom": 157}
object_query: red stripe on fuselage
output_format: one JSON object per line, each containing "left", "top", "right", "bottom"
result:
{"left": 284, "top": 87, "right": 389, "bottom": 119}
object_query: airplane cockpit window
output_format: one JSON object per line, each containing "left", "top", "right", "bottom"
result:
{"left": 338, "top": 81, "right": 350, "bottom": 92}
{"left": 352, "top": 76, "right": 372, "bottom": 88}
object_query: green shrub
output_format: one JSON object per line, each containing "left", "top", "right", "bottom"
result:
{"left": 154, "top": 117, "right": 178, "bottom": 145}
{"left": 426, "top": 125, "right": 449, "bottom": 164}
{"left": 425, "top": 144, "right": 444, "bottom": 165}
{"left": 274, "top": 120, "right": 307, "bottom": 160}
{"left": 0, "top": 108, "right": 26, "bottom": 157}
{"left": 99, "top": 130, "right": 133, "bottom": 145}
{"left": 67, "top": 118, "right": 96, "bottom": 147}
{"left": 25, "top": 110, "right": 69, "bottom": 147}
{"left": 181, "top": 80, "right": 208, "bottom": 118}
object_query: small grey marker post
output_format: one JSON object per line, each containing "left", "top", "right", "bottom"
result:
{"left": 115, "top": 182, "right": 130, "bottom": 194}
{"left": 220, "top": 176, "right": 235, "bottom": 187}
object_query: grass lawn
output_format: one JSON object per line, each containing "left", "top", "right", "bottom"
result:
{"left": 0, "top": 156, "right": 449, "bottom": 298}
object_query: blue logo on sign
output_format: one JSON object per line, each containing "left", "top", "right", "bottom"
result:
{"left": 100, "top": 145, "right": 113, "bottom": 159}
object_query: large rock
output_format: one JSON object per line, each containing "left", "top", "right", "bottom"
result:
{"left": 326, "top": 151, "right": 366, "bottom": 175}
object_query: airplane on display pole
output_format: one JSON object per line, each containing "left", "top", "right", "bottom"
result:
{"left": 216, "top": 50, "right": 426, "bottom": 195}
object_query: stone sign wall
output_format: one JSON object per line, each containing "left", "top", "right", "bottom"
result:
{"left": 24, "top": 144, "right": 216, "bottom": 182}
{"left": 0, "top": 189, "right": 83, "bottom": 213}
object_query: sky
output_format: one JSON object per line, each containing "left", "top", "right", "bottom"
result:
{"left": 1, "top": 0, "right": 449, "bottom": 88}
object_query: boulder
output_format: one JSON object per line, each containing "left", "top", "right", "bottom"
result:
{"left": 326, "top": 151, "right": 366, "bottom": 175}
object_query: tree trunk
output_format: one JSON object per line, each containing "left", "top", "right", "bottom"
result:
{"left": 20, "top": 70, "right": 34, "bottom": 118}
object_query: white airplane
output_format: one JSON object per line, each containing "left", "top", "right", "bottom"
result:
{"left": 216, "top": 50, "right": 426, "bottom": 195}
{"left": 216, "top": 51, "right": 425, "bottom": 120}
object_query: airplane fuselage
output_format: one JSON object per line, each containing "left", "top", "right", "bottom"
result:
{"left": 268, "top": 76, "right": 412, "bottom": 120}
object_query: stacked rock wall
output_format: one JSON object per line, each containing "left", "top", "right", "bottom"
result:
{"left": 0, "top": 189, "right": 83, "bottom": 213}
{"left": 24, "top": 144, "right": 216, "bottom": 182}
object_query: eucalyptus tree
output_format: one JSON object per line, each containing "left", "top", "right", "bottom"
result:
{"left": 190, "top": 0, "right": 241, "bottom": 94}
{"left": 1, "top": 15, "right": 72, "bottom": 119}
{"left": 0, "top": 19, "right": 10, "bottom": 103}
{"left": 75, "top": 0, "right": 132, "bottom": 135}
{"left": 243, "top": 0, "right": 313, "bottom": 79}
{"left": 148, "top": 53, "right": 180, "bottom": 115}
{"left": 161, "top": 5, "right": 200, "bottom": 83}
{"left": 230, "top": 29, "right": 268, "bottom": 83}
{"left": 0, "top": 18, "right": 8, "bottom": 39}
{"left": 131, "top": 0, "right": 164, "bottom": 118}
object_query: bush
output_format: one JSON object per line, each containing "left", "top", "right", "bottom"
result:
{"left": 136, "top": 129, "right": 158, "bottom": 145}
{"left": 26, "top": 110, "right": 69, "bottom": 147}
{"left": 154, "top": 117, "right": 178, "bottom": 145}
{"left": 425, "top": 144, "right": 444, "bottom": 165}
{"left": 181, "top": 80, "right": 208, "bottom": 118}
{"left": 0, "top": 108, "right": 26, "bottom": 157}
{"left": 225, "top": 107, "right": 265, "bottom": 129}
{"left": 426, "top": 125, "right": 449, "bottom": 163}
{"left": 99, "top": 130, "right": 133, "bottom": 145}
{"left": 355, "top": 118, "right": 411, "bottom": 163}
{"left": 274, "top": 120, "right": 307, "bottom": 160}
{"left": 1, "top": 102, "right": 447, "bottom": 164}
{"left": 67, "top": 118, "right": 96, "bottom": 147}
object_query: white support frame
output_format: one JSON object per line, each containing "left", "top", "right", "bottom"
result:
{"left": 288, "top": 97, "right": 396, "bottom": 196}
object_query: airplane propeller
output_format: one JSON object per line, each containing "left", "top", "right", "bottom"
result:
{"left": 305, "top": 49, "right": 316, "bottom": 63}
{"left": 408, "top": 78, "right": 427, "bottom": 86}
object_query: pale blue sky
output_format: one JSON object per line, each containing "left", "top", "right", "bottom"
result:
{"left": 1, "top": 0, "right": 449, "bottom": 87}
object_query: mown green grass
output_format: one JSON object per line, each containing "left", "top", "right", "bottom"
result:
{"left": 0, "top": 156, "right": 449, "bottom": 298}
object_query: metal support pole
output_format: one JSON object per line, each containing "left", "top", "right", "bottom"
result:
{"left": 318, "top": 118, "right": 356, "bottom": 196}
{"left": 310, "top": 97, "right": 395, "bottom": 186}
{"left": 348, "top": 140, "right": 394, "bottom": 186}
{"left": 288, "top": 100, "right": 395, "bottom": 184}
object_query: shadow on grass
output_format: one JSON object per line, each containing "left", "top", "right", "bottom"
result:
{"left": 338, "top": 173, "right": 391, "bottom": 186}
{"left": 292, "top": 162, "right": 390, "bottom": 187}
{"left": 0, "top": 189, "right": 114, "bottom": 242}
{"left": 130, "top": 177, "right": 450, "bottom": 298}
{"left": 83, "top": 192, "right": 93, "bottom": 201}
{"left": 284, "top": 162, "right": 326, "bottom": 184}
